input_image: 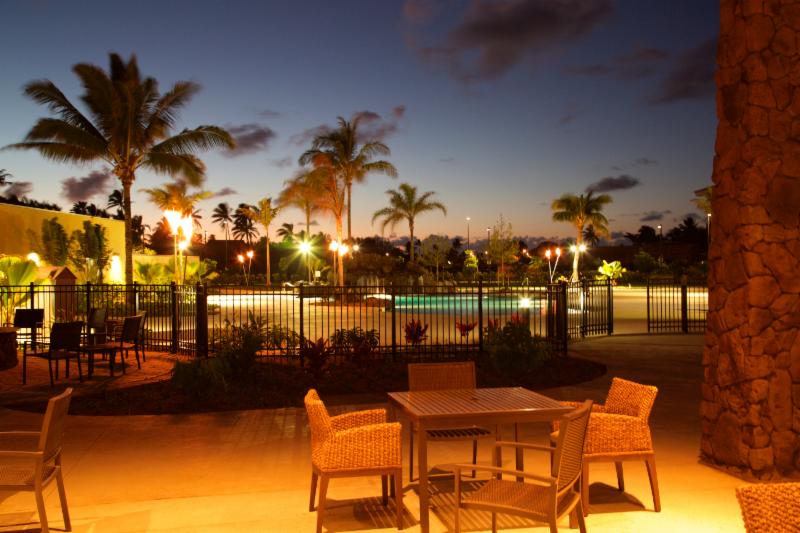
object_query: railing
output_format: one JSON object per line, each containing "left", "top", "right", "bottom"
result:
{"left": 565, "top": 280, "right": 614, "bottom": 338}
{"left": 646, "top": 279, "right": 708, "bottom": 333}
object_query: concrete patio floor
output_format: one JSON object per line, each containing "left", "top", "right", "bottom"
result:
{"left": 0, "top": 333, "right": 748, "bottom": 532}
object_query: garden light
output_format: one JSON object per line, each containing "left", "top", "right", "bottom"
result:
{"left": 179, "top": 216, "right": 193, "bottom": 241}
{"left": 178, "top": 240, "right": 189, "bottom": 252}
{"left": 237, "top": 254, "right": 245, "bottom": 263}
{"left": 299, "top": 241, "right": 312, "bottom": 254}
{"left": 26, "top": 252, "right": 41, "bottom": 266}
{"left": 578, "top": 243, "right": 587, "bottom": 253}
{"left": 109, "top": 255, "right": 123, "bottom": 282}
{"left": 353, "top": 244, "right": 359, "bottom": 252}
{"left": 246, "top": 250, "right": 254, "bottom": 259}
{"left": 520, "top": 297, "right": 531, "bottom": 308}
{"left": 329, "top": 240, "right": 339, "bottom": 252}
{"left": 338, "top": 244, "right": 349, "bottom": 256}
{"left": 164, "top": 210, "right": 182, "bottom": 236}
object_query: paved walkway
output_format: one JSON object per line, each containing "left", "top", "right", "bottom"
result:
{"left": 0, "top": 334, "right": 748, "bottom": 532}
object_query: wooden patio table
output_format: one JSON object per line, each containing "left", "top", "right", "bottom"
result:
{"left": 387, "top": 387, "right": 572, "bottom": 533}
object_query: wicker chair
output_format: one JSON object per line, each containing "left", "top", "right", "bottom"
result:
{"left": 407, "top": 361, "right": 494, "bottom": 481}
{"left": 736, "top": 482, "right": 800, "bottom": 533}
{"left": 304, "top": 389, "right": 404, "bottom": 533}
{"left": 551, "top": 377, "right": 660, "bottom": 516}
{"left": 453, "top": 400, "right": 593, "bottom": 533}
{"left": 0, "top": 388, "right": 73, "bottom": 533}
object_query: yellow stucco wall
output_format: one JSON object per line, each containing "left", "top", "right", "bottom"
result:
{"left": 0, "top": 203, "right": 125, "bottom": 258}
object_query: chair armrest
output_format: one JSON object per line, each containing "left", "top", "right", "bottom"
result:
{"left": 332, "top": 422, "right": 401, "bottom": 447}
{"left": 560, "top": 400, "right": 605, "bottom": 413}
{"left": 452, "top": 463, "right": 556, "bottom": 487}
{"left": 318, "top": 423, "right": 402, "bottom": 469}
{"left": 0, "top": 450, "right": 41, "bottom": 459}
{"left": 494, "top": 440, "right": 556, "bottom": 455}
{"left": 0, "top": 431, "right": 40, "bottom": 437}
{"left": 330, "top": 409, "right": 386, "bottom": 431}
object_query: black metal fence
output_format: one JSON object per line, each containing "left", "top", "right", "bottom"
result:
{"left": 2, "top": 280, "right": 615, "bottom": 361}
{"left": 646, "top": 279, "right": 708, "bottom": 333}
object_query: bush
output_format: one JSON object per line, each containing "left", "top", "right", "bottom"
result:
{"left": 483, "top": 318, "right": 553, "bottom": 378}
{"left": 265, "top": 325, "right": 299, "bottom": 351}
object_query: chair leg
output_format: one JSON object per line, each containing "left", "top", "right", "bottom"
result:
{"left": 316, "top": 476, "right": 329, "bottom": 533}
{"left": 135, "top": 346, "right": 141, "bottom": 369}
{"left": 34, "top": 483, "right": 49, "bottom": 533}
{"left": 394, "top": 470, "right": 403, "bottom": 530}
{"left": 581, "top": 464, "right": 589, "bottom": 517}
{"left": 454, "top": 471, "right": 461, "bottom": 533}
{"left": 48, "top": 359, "right": 54, "bottom": 386}
{"left": 65, "top": 357, "right": 70, "bottom": 378}
{"left": 575, "top": 497, "right": 587, "bottom": 533}
{"left": 471, "top": 439, "right": 478, "bottom": 478}
{"left": 309, "top": 472, "right": 318, "bottom": 512}
{"left": 76, "top": 355, "right": 83, "bottom": 383}
{"left": 381, "top": 475, "right": 388, "bottom": 505}
{"left": 491, "top": 512, "right": 497, "bottom": 533}
{"left": 645, "top": 456, "right": 661, "bottom": 512}
{"left": 615, "top": 461, "right": 624, "bottom": 491}
{"left": 56, "top": 465, "right": 72, "bottom": 531}
{"left": 22, "top": 353, "right": 27, "bottom": 384}
{"left": 409, "top": 430, "right": 414, "bottom": 482}
{"left": 548, "top": 516, "right": 558, "bottom": 533}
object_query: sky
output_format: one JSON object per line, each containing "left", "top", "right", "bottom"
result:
{"left": 0, "top": 0, "right": 719, "bottom": 243}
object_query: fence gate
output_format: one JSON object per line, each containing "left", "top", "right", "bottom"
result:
{"left": 646, "top": 279, "right": 708, "bottom": 333}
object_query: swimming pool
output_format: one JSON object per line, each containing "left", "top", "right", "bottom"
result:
{"left": 393, "top": 294, "right": 543, "bottom": 313}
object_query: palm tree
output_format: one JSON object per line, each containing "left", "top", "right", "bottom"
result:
{"left": 106, "top": 189, "right": 122, "bottom": 210}
{"left": 243, "top": 197, "right": 280, "bottom": 286}
{"left": 141, "top": 180, "right": 212, "bottom": 217}
{"left": 276, "top": 223, "right": 295, "bottom": 242}
{"left": 372, "top": 183, "right": 447, "bottom": 262}
{"left": 0, "top": 169, "right": 12, "bottom": 186}
{"left": 583, "top": 224, "right": 600, "bottom": 247}
{"left": 211, "top": 202, "right": 233, "bottom": 268}
{"left": 299, "top": 116, "right": 397, "bottom": 241}
{"left": 551, "top": 191, "right": 612, "bottom": 281}
{"left": 232, "top": 203, "right": 259, "bottom": 246}
{"left": 279, "top": 171, "right": 322, "bottom": 236}
{"left": 302, "top": 165, "right": 346, "bottom": 284}
{"left": 5, "top": 53, "right": 234, "bottom": 283}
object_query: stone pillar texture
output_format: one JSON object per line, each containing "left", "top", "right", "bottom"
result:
{"left": 702, "top": 0, "right": 800, "bottom": 479}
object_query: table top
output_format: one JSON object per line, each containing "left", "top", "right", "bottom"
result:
{"left": 387, "top": 387, "right": 571, "bottom": 423}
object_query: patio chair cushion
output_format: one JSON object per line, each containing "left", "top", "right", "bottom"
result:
{"left": 467, "top": 478, "right": 574, "bottom": 518}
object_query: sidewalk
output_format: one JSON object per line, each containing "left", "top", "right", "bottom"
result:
{"left": 0, "top": 333, "right": 747, "bottom": 532}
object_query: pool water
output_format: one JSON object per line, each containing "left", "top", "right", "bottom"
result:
{"left": 393, "top": 295, "right": 542, "bottom": 313}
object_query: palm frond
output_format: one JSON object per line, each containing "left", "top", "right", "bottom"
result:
{"left": 150, "top": 126, "right": 235, "bottom": 155}
{"left": 141, "top": 152, "right": 205, "bottom": 184}
{"left": 22, "top": 80, "right": 103, "bottom": 138}
{"left": 23, "top": 118, "right": 107, "bottom": 153}
{"left": 3, "top": 141, "right": 104, "bottom": 164}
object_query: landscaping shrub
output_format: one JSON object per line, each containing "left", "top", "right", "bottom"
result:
{"left": 329, "top": 327, "right": 379, "bottom": 362}
{"left": 483, "top": 318, "right": 553, "bottom": 378}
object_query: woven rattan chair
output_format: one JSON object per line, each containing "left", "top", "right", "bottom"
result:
{"left": 0, "top": 388, "right": 73, "bottom": 533}
{"left": 736, "top": 482, "right": 800, "bottom": 533}
{"left": 407, "top": 361, "right": 494, "bottom": 481}
{"left": 304, "top": 389, "right": 404, "bottom": 533}
{"left": 551, "top": 377, "right": 660, "bottom": 516}
{"left": 22, "top": 321, "right": 84, "bottom": 386}
{"left": 453, "top": 400, "right": 593, "bottom": 533}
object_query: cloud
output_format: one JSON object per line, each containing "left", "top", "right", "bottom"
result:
{"left": 214, "top": 187, "right": 237, "bottom": 197}
{"left": 640, "top": 210, "right": 671, "bottom": 222}
{"left": 586, "top": 174, "right": 641, "bottom": 193}
{"left": 289, "top": 106, "right": 406, "bottom": 146}
{"left": 567, "top": 46, "right": 670, "bottom": 80}
{"left": 610, "top": 231, "right": 626, "bottom": 239}
{"left": 258, "top": 108, "right": 282, "bottom": 119}
{"left": 403, "top": 0, "right": 443, "bottom": 24}
{"left": 289, "top": 124, "right": 333, "bottom": 147}
{"left": 634, "top": 157, "right": 657, "bottom": 166}
{"left": 439, "top": 156, "right": 457, "bottom": 164}
{"left": 61, "top": 170, "right": 112, "bottom": 202}
{"left": 650, "top": 38, "right": 716, "bottom": 104}
{"left": 408, "top": 0, "right": 613, "bottom": 82}
{"left": 4, "top": 181, "right": 33, "bottom": 197}
{"left": 271, "top": 157, "right": 294, "bottom": 168}
{"left": 558, "top": 103, "right": 582, "bottom": 126}
{"left": 224, "top": 124, "right": 276, "bottom": 156}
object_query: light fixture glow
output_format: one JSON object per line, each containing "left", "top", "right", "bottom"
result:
{"left": 246, "top": 250, "right": 254, "bottom": 259}
{"left": 164, "top": 210, "right": 182, "bottom": 236}
{"left": 26, "top": 252, "right": 41, "bottom": 266}
{"left": 520, "top": 297, "right": 531, "bottom": 309}
{"left": 237, "top": 254, "right": 245, "bottom": 263}
{"left": 299, "top": 241, "right": 312, "bottom": 254}
{"left": 109, "top": 255, "right": 123, "bottom": 282}
{"left": 338, "top": 244, "right": 349, "bottom": 256}
{"left": 329, "top": 240, "right": 339, "bottom": 252}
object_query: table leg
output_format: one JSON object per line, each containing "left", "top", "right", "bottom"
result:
{"left": 417, "top": 421, "right": 429, "bottom": 533}
{"left": 515, "top": 423, "right": 524, "bottom": 481}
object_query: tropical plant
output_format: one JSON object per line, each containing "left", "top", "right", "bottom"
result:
{"left": 420, "top": 235, "right": 452, "bottom": 281}
{"left": 70, "top": 201, "right": 109, "bottom": 217}
{"left": 404, "top": 319, "right": 429, "bottom": 346}
{"left": 583, "top": 224, "right": 600, "bottom": 246}
{"left": 133, "top": 261, "right": 168, "bottom": 284}
{"left": 141, "top": 180, "right": 212, "bottom": 217}
{"left": 0, "top": 169, "right": 11, "bottom": 186}
{"left": 106, "top": 189, "right": 123, "bottom": 211}
{"left": 693, "top": 186, "right": 712, "bottom": 216}
{"left": 625, "top": 225, "right": 658, "bottom": 245}
{"left": 455, "top": 321, "right": 477, "bottom": 338}
{"left": 69, "top": 221, "right": 111, "bottom": 283}
{"left": 596, "top": 260, "right": 627, "bottom": 283}
{"left": 232, "top": 203, "right": 259, "bottom": 246}
{"left": 276, "top": 223, "right": 295, "bottom": 242}
{"left": 6, "top": 53, "right": 234, "bottom": 283}
{"left": 211, "top": 202, "right": 233, "bottom": 268}
{"left": 243, "top": 197, "right": 280, "bottom": 286}
{"left": 264, "top": 325, "right": 300, "bottom": 351}
{"left": 484, "top": 318, "right": 553, "bottom": 377}
{"left": 30, "top": 217, "right": 69, "bottom": 266}
{"left": 372, "top": 183, "right": 447, "bottom": 262}
{"left": 329, "top": 327, "right": 379, "bottom": 363}
{"left": 0, "top": 257, "right": 44, "bottom": 325}
{"left": 302, "top": 337, "right": 333, "bottom": 376}
{"left": 298, "top": 116, "right": 397, "bottom": 241}
{"left": 487, "top": 215, "right": 517, "bottom": 283}
{"left": 463, "top": 249, "right": 478, "bottom": 278}
{"left": 279, "top": 172, "right": 321, "bottom": 236}
{"left": 299, "top": 165, "right": 346, "bottom": 284}
{"left": 551, "top": 191, "right": 612, "bottom": 281}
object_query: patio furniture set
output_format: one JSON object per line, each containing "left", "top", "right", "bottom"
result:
{"left": 14, "top": 308, "right": 147, "bottom": 386}
{"left": 304, "top": 362, "right": 663, "bottom": 533}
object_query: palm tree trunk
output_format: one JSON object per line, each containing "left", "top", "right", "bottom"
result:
{"left": 572, "top": 230, "right": 582, "bottom": 282}
{"left": 336, "top": 217, "right": 344, "bottom": 285}
{"left": 409, "top": 220, "right": 415, "bottom": 262}
{"left": 346, "top": 181, "right": 353, "bottom": 242}
{"left": 265, "top": 236, "right": 271, "bottom": 287}
{"left": 224, "top": 224, "right": 229, "bottom": 271}
{"left": 121, "top": 174, "right": 134, "bottom": 285}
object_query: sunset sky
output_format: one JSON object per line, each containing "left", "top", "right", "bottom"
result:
{"left": 0, "top": 0, "right": 719, "bottom": 242}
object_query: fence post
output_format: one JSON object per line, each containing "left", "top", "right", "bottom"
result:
{"left": 170, "top": 281, "right": 178, "bottom": 354}
{"left": 84, "top": 282, "right": 91, "bottom": 315}
{"left": 557, "top": 281, "right": 568, "bottom": 356}
{"left": 646, "top": 279, "right": 651, "bottom": 333}
{"left": 298, "top": 284, "right": 305, "bottom": 348}
{"left": 30, "top": 282, "right": 36, "bottom": 310}
{"left": 546, "top": 283, "right": 554, "bottom": 339}
{"left": 195, "top": 282, "right": 208, "bottom": 357}
{"left": 606, "top": 280, "right": 614, "bottom": 335}
{"left": 580, "top": 279, "right": 589, "bottom": 338}
{"left": 390, "top": 282, "right": 397, "bottom": 361}
{"left": 681, "top": 278, "right": 689, "bottom": 333}
{"left": 477, "top": 280, "right": 484, "bottom": 352}
{"left": 132, "top": 282, "right": 138, "bottom": 314}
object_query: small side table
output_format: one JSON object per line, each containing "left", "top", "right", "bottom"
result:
{"left": 0, "top": 327, "right": 17, "bottom": 370}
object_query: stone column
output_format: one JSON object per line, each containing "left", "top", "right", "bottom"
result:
{"left": 701, "top": 0, "right": 800, "bottom": 478}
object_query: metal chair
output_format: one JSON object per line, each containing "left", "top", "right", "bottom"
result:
{"left": 736, "top": 482, "right": 800, "bottom": 533}
{"left": 0, "top": 388, "right": 73, "bottom": 532}
{"left": 551, "top": 377, "right": 660, "bottom": 516}
{"left": 12, "top": 308, "right": 45, "bottom": 351}
{"left": 22, "top": 321, "right": 84, "bottom": 386}
{"left": 453, "top": 400, "right": 593, "bottom": 533}
{"left": 85, "top": 307, "right": 107, "bottom": 344}
{"left": 407, "top": 361, "right": 494, "bottom": 481}
{"left": 304, "top": 389, "right": 404, "bottom": 533}
{"left": 84, "top": 314, "right": 145, "bottom": 377}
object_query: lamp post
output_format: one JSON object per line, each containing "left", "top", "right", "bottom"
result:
{"left": 466, "top": 217, "right": 471, "bottom": 250}
{"left": 299, "top": 241, "right": 312, "bottom": 283}
{"left": 545, "top": 247, "right": 561, "bottom": 283}
{"left": 237, "top": 254, "right": 246, "bottom": 284}
{"left": 706, "top": 213, "right": 711, "bottom": 246}
{"left": 246, "top": 250, "right": 254, "bottom": 284}
{"left": 657, "top": 224, "right": 664, "bottom": 263}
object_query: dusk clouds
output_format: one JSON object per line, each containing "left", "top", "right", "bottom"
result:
{"left": 567, "top": 46, "right": 670, "bottom": 79}
{"left": 640, "top": 210, "right": 672, "bottom": 222}
{"left": 650, "top": 39, "right": 716, "bottom": 104}
{"left": 224, "top": 124, "right": 276, "bottom": 156}
{"left": 405, "top": 0, "right": 613, "bottom": 81}
{"left": 289, "top": 106, "right": 406, "bottom": 147}
{"left": 5, "top": 181, "right": 33, "bottom": 197}
{"left": 586, "top": 174, "right": 641, "bottom": 193}
{"left": 61, "top": 170, "right": 112, "bottom": 202}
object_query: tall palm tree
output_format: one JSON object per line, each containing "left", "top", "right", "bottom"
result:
{"left": 211, "top": 202, "right": 233, "bottom": 268}
{"left": 279, "top": 172, "right": 321, "bottom": 236}
{"left": 5, "top": 53, "right": 234, "bottom": 283}
{"left": 276, "top": 222, "right": 295, "bottom": 242}
{"left": 551, "top": 191, "right": 612, "bottom": 281}
{"left": 372, "top": 183, "right": 447, "bottom": 262}
{"left": 243, "top": 197, "right": 280, "bottom": 286}
{"left": 302, "top": 164, "right": 346, "bottom": 284}
{"left": 106, "top": 189, "right": 123, "bottom": 210}
{"left": 299, "top": 116, "right": 397, "bottom": 241}
{"left": 0, "top": 169, "right": 12, "bottom": 186}
{"left": 141, "top": 180, "right": 212, "bottom": 217}
{"left": 232, "top": 203, "right": 259, "bottom": 246}
{"left": 583, "top": 224, "right": 600, "bottom": 247}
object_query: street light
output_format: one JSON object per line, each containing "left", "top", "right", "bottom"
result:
{"left": 466, "top": 217, "right": 471, "bottom": 250}
{"left": 545, "top": 247, "right": 562, "bottom": 283}
{"left": 237, "top": 254, "right": 247, "bottom": 284}
{"left": 245, "top": 250, "right": 254, "bottom": 284}
{"left": 706, "top": 213, "right": 711, "bottom": 245}
{"left": 299, "top": 241, "right": 312, "bottom": 283}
